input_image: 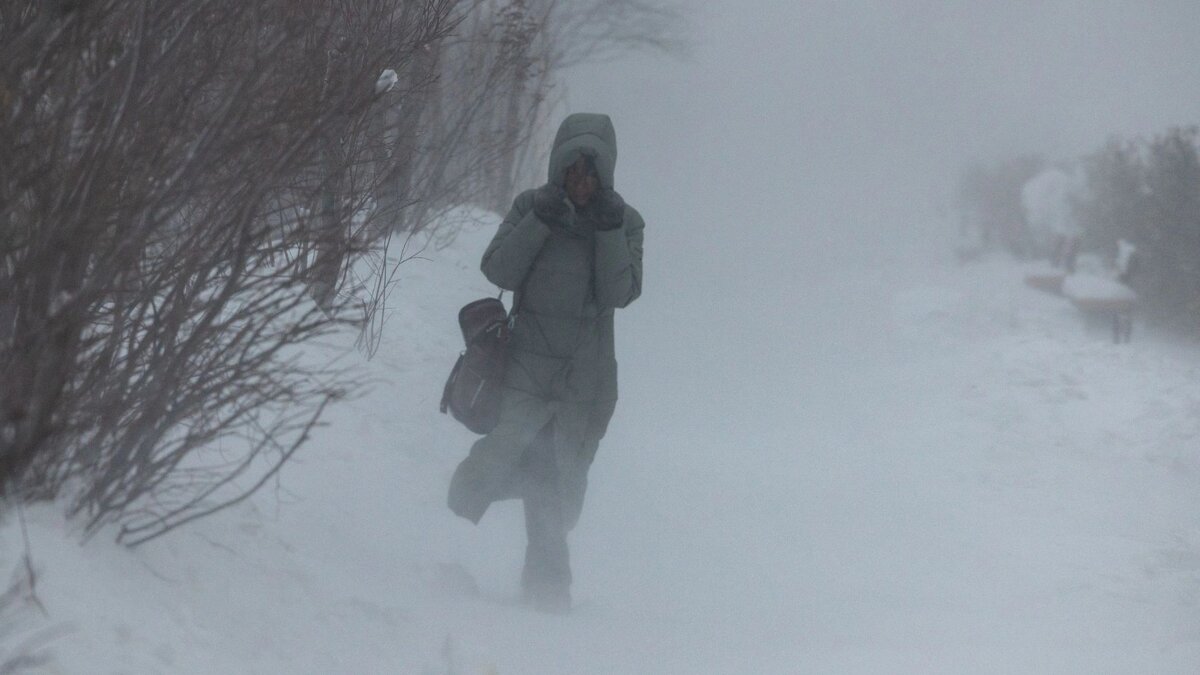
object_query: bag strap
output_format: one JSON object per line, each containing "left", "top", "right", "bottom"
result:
{"left": 493, "top": 228, "right": 543, "bottom": 335}
{"left": 500, "top": 253, "right": 536, "bottom": 328}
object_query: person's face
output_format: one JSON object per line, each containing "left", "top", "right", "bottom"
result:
{"left": 564, "top": 155, "right": 598, "bottom": 207}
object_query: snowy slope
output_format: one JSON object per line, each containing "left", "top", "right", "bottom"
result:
{"left": 3, "top": 215, "right": 1200, "bottom": 674}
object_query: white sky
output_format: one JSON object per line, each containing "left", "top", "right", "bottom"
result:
{"left": 555, "top": 0, "right": 1200, "bottom": 500}
{"left": 561, "top": 0, "right": 1200, "bottom": 255}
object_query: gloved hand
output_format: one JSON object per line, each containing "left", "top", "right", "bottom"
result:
{"left": 592, "top": 188, "right": 625, "bottom": 231}
{"left": 533, "top": 183, "right": 570, "bottom": 225}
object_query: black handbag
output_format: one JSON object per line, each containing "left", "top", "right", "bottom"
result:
{"left": 440, "top": 296, "right": 512, "bottom": 434}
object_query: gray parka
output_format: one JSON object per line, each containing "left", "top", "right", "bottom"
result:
{"left": 448, "top": 113, "right": 644, "bottom": 525}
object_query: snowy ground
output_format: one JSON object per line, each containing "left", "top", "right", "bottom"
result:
{"left": 3, "top": 211, "right": 1200, "bottom": 674}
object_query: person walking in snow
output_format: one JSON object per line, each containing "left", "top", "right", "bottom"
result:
{"left": 447, "top": 113, "right": 644, "bottom": 612}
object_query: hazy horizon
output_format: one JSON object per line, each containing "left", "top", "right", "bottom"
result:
{"left": 561, "top": 1, "right": 1200, "bottom": 256}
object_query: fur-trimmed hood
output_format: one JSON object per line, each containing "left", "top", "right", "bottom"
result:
{"left": 547, "top": 113, "right": 617, "bottom": 189}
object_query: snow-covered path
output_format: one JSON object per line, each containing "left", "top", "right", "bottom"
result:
{"left": 7, "top": 2, "right": 1200, "bottom": 671}
{"left": 572, "top": 247, "right": 1200, "bottom": 673}
{"left": 5, "top": 216, "right": 1199, "bottom": 674}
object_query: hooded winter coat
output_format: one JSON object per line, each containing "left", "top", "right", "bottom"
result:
{"left": 448, "top": 113, "right": 644, "bottom": 526}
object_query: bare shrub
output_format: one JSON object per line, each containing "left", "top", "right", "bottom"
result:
{"left": 0, "top": 567, "right": 56, "bottom": 675}
{"left": 0, "top": 508, "right": 61, "bottom": 673}
{"left": 0, "top": 0, "right": 460, "bottom": 543}
{"left": 371, "top": 0, "right": 557, "bottom": 229}
{"left": 545, "top": 0, "right": 690, "bottom": 67}
{"left": 357, "top": 0, "right": 689, "bottom": 349}
{"left": 0, "top": 0, "right": 686, "bottom": 543}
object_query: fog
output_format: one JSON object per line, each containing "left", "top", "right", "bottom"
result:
{"left": 559, "top": 0, "right": 1200, "bottom": 481}
{"left": 548, "top": 2, "right": 1200, "bottom": 670}
{"left": 9, "top": 3, "right": 1200, "bottom": 672}
{"left": 564, "top": 1, "right": 1200, "bottom": 256}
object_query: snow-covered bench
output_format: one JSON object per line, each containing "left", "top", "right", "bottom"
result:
{"left": 1023, "top": 268, "right": 1066, "bottom": 295}
{"left": 1061, "top": 274, "right": 1136, "bottom": 343}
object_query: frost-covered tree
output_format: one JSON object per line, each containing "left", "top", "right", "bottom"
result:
{"left": 1021, "top": 165, "right": 1085, "bottom": 267}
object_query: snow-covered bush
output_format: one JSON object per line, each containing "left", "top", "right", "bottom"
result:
{"left": 1021, "top": 165, "right": 1085, "bottom": 256}
{"left": 1075, "top": 127, "right": 1200, "bottom": 331}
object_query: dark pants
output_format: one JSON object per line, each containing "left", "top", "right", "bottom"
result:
{"left": 519, "top": 422, "right": 572, "bottom": 596}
